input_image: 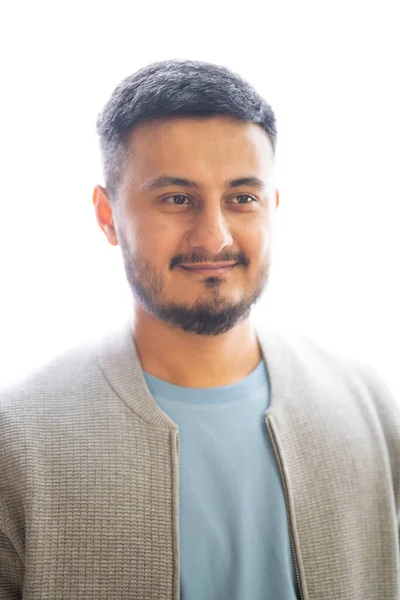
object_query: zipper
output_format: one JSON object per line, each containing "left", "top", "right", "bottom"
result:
{"left": 266, "top": 414, "right": 304, "bottom": 600}
{"left": 174, "top": 431, "right": 181, "bottom": 600}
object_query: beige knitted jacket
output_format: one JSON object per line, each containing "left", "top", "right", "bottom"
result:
{"left": 0, "top": 321, "right": 399, "bottom": 599}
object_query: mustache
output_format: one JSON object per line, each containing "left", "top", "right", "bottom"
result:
{"left": 170, "top": 253, "right": 249, "bottom": 270}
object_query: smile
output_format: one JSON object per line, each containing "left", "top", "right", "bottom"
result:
{"left": 180, "top": 264, "right": 237, "bottom": 276}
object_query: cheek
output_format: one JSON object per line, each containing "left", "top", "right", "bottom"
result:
{"left": 147, "top": 225, "right": 174, "bottom": 252}
{"left": 135, "top": 218, "right": 177, "bottom": 262}
{"left": 259, "top": 228, "right": 273, "bottom": 256}
{"left": 237, "top": 221, "right": 271, "bottom": 261}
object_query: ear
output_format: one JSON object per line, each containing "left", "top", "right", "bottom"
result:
{"left": 275, "top": 188, "right": 280, "bottom": 209}
{"left": 92, "top": 185, "right": 118, "bottom": 246}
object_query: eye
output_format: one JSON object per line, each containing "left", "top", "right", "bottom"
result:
{"left": 164, "top": 194, "right": 191, "bottom": 205}
{"left": 231, "top": 194, "right": 256, "bottom": 204}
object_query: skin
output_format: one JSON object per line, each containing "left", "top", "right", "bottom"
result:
{"left": 93, "top": 114, "right": 279, "bottom": 388}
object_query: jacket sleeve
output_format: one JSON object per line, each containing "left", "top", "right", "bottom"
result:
{"left": 0, "top": 525, "right": 23, "bottom": 599}
{"left": 358, "top": 364, "right": 400, "bottom": 536}
{"left": 0, "top": 402, "right": 24, "bottom": 599}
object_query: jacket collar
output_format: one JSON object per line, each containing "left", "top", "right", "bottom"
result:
{"left": 97, "top": 317, "right": 293, "bottom": 428}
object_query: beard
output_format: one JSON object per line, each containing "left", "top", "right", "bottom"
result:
{"left": 118, "top": 231, "right": 270, "bottom": 337}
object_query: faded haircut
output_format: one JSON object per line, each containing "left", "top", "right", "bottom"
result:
{"left": 96, "top": 59, "right": 277, "bottom": 200}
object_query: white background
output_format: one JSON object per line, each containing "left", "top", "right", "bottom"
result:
{"left": 0, "top": 0, "right": 399, "bottom": 400}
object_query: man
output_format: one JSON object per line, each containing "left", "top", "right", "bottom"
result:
{"left": 0, "top": 60, "right": 399, "bottom": 600}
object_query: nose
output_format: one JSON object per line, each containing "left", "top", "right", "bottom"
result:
{"left": 187, "top": 205, "right": 234, "bottom": 256}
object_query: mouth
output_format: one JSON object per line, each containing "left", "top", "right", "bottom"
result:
{"left": 180, "top": 263, "right": 237, "bottom": 276}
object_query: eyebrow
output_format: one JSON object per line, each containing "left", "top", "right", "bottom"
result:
{"left": 140, "top": 175, "right": 266, "bottom": 191}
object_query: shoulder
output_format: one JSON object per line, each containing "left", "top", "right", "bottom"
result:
{"left": 289, "top": 331, "right": 398, "bottom": 407}
{"left": 272, "top": 328, "right": 400, "bottom": 512}
{"left": 261, "top": 325, "right": 400, "bottom": 454}
{"left": 270, "top": 327, "right": 398, "bottom": 405}
{"left": 284, "top": 329, "right": 399, "bottom": 416}
{"left": 0, "top": 335, "right": 103, "bottom": 415}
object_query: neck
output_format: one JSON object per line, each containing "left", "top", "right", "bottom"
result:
{"left": 132, "top": 308, "right": 262, "bottom": 388}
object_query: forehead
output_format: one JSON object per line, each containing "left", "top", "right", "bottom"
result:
{"left": 124, "top": 115, "right": 274, "bottom": 185}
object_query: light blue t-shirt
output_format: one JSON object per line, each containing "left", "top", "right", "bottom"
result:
{"left": 143, "top": 360, "right": 299, "bottom": 600}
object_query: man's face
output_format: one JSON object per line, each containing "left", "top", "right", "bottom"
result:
{"left": 108, "top": 115, "right": 279, "bottom": 336}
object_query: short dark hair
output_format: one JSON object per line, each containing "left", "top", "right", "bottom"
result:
{"left": 96, "top": 59, "right": 277, "bottom": 200}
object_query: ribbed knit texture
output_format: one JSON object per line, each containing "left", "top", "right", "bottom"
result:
{"left": 0, "top": 320, "right": 399, "bottom": 599}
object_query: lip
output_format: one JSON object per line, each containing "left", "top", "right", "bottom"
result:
{"left": 180, "top": 264, "right": 237, "bottom": 276}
